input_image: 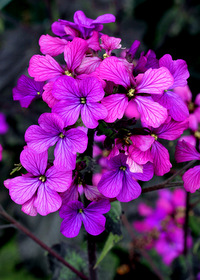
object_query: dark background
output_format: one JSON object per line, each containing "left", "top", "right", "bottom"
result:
{"left": 0, "top": 0, "right": 200, "bottom": 279}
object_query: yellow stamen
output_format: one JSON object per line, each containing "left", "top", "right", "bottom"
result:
{"left": 151, "top": 133, "right": 158, "bottom": 141}
{"left": 39, "top": 175, "right": 46, "bottom": 182}
{"left": 127, "top": 88, "right": 135, "bottom": 98}
{"left": 80, "top": 97, "right": 86, "bottom": 104}
{"left": 188, "top": 102, "right": 194, "bottom": 112}
{"left": 194, "top": 131, "right": 200, "bottom": 139}
{"left": 65, "top": 70, "right": 73, "bottom": 77}
{"left": 37, "top": 91, "right": 41, "bottom": 95}
{"left": 59, "top": 132, "right": 65, "bottom": 139}
{"left": 78, "top": 209, "right": 83, "bottom": 214}
{"left": 120, "top": 166, "right": 126, "bottom": 171}
{"left": 103, "top": 53, "right": 109, "bottom": 59}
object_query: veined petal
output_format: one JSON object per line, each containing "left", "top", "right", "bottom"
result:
{"left": 84, "top": 185, "right": 103, "bottom": 201}
{"left": 81, "top": 103, "right": 108, "bottom": 129}
{"left": 79, "top": 77, "right": 105, "bottom": 101}
{"left": 34, "top": 183, "right": 62, "bottom": 215}
{"left": 60, "top": 183, "right": 79, "bottom": 204}
{"left": 183, "top": 166, "right": 200, "bottom": 193}
{"left": 64, "top": 128, "right": 88, "bottom": 154}
{"left": 151, "top": 141, "right": 172, "bottom": 176}
{"left": 130, "top": 135, "right": 155, "bottom": 151}
{"left": 8, "top": 176, "right": 40, "bottom": 205}
{"left": 133, "top": 162, "right": 154, "bottom": 181}
{"left": 175, "top": 140, "right": 200, "bottom": 162}
{"left": 45, "top": 166, "right": 72, "bottom": 192}
{"left": 152, "top": 91, "right": 189, "bottom": 121}
{"left": 76, "top": 56, "right": 102, "bottom": 75}
{"left": 86, "top": 31, "right": 101, "bottom": 51}
{"left": 38, "top": 113, "right": 64, "bottom": 133}
{"left": 101, "top": 94, "right": 128, "bottom": 123}
{"left": 116, "top": 171, "right": 141, "bottom": 202}
{"left": 21, "top": 196, "right": 37, "bottom": 216}
{"left": 98, "top": 56, "right": 131, "bottom": 88}
{"left": 52, "top": 100, "right": 81, "bottom": 126}
{"left": 25, "top": 125, "right": 58, "bottom": 153}
{"left": 20, "top": 148, "right": 48, "bottom": 176}
{"left": 86, "top": 199, "right": 110, "bottom": 214}
{"left": 154, "top": 118, "right": 188, "bottom": 140}
{"left": 128, "top": 146, "right": 153, "bottom": 165}
{"left": 136, "top": 67, "right": 174, "bottom": 94}
{"left": 54, "top": 139, "right": 77, "bottom": 170}
{"left": 28, "top": 55, "right": 64, "bottom": 81}
{"left": 135, "top": 96, "right": 168, "bottom": 128}
{"left": 97, "top": 170, "right": 123, "bottom": 198}
{"left": 52, "top": 76, "right": 80, "bottom": 100}
{"left": 82, "top": 212, "right": 106, "bottom": 236}
{"left": 60, "top": 212, "right": 82, "bottom": 238}
{"left": 39, "top": 34, "right": 68, "bottom": 56}
{"left": 64, "top": 38, "right": 88, "bottom": 72}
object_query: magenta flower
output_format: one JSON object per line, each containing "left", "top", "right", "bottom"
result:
{"left": 98, "top": 56, "right": 173, "bottom": 127}
{"left": 52, "top": 10, "right": 115, "bottom": 40}
{"left": 97, "top": 154, "right": 153, "bottom": 202}
{"left": 59, "top": 199, "right": 110, "bottom": 238}
{"left": 12, "top": 75, "right": 44, "bottom": 108}
{"left": 152, "top": 54, "right": 189, "bottom": 121}
{"left": 175, "top": 140, "right": 200, "bottom": 192}
{"left": 25, "top": 113, "right": 88, "bottom": 170}
{"left": 52, "top": 76, "right": 108, "bottom": 128}
{"left": 28, "top": 37, "right": 88, "bottom": 82}
{"left": 4, "top": 148, "right": 72, "bottom": 216}
{"left": 100, "top": 35, "right": 121, "bottom": 56}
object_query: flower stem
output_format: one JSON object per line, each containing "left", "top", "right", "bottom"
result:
{"left": 0, "top": 205, "right": 88, "bottom": 280}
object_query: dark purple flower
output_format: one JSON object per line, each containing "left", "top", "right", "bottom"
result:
{"left": 25, "top": 113, "right": 88, "bottom": 170}
{"left": 12, "top": 75, "right": 44, "bottom": 108}
{"left": 52, "top": 10, "right": 115, "bottom": 40}
{"left": 4, "top": 148, "right": 72, "bottom": 216}
{"left": 52, "top": 76, "right": 108, "bottom": 128}
{"left": 59, "top": 199, "right": 110, "bottom": 238}
{"left": 97, "top": 154, "right": 151, "bottom": 202}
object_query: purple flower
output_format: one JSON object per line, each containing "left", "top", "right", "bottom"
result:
{"left": 52, "top": 10, "right": 115, "bottom": 40}
{"left": 59, "top": 199, "right": 110, "bottom": 238}
{"left": 39, "top": 34, "right": 68, "bottom": 56}
{"left": 175, "top": 140, "right": 200, "bottom": 192}
{"left": 12, "top": 75, "right": 44, "bottom": 108}
{"left": 4, "top": 148, "right": 72, "bottom": 216}
{"left": 52, "top": 76, "right": 108, "bottom": 128}
{"left": 100, "top": 35, "right": 121, "bottom": 56}
{"left": 97, "top": 154, "right": 152, "bottom": 202}
{"left": 25, "top": 113, "right": 88, "bottom": 170}
{"left": 98, "top": 56, "right": 173, "bottom": 127}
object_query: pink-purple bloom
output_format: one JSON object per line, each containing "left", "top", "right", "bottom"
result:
{"left": 59, "top": 199, "right": 110, "bottom": 238}
{"left": 52, "top": 76, "right": 108, "bottom": 128}
{"left": 4, "top": 148, "right": 72, "bottom": 216}
{"left": 25, "top": 113, "right": 88, "bottom": 170}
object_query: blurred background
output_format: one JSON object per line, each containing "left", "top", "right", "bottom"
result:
{"left": 0, "top": 0, "right": 200, "bottom": 279}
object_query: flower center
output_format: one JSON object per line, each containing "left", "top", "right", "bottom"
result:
{"left": 194, "top": 130, "right": 200, "bottom": 139}
{"left": 120, "top": 166, "right": 126, "bottom": 171}
{"left": 188, "top": 101, "right": 194, "bottom": 112}
{"left": 65, "top": 70, "right": 73, "bottom": 77}
{"left": 103, "top": 53, "right": 109, "bottom": 59}
{"left": 80, "top": 97, "right": 86, "bottom": 104}
{"left": 151, "top": 133, "right": 158, "bottom": 141}
{"left": 78, "top": 208, "right": 83, "bottom": 214}
{"left": 59, "top": 132, "right": 65, "bottom": 139}
{"left": 39, "top": 175, "right": 46, "bottom": 182}
{"left": 37, "top": 91, "right": 41, "bottom": 95}
{"left": 127, "top": 88, "right": 135, "bottom": 98}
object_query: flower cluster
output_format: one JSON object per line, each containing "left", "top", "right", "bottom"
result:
{"left": 133, "top": 189, "right": 192, "bottom": 265}
{"left": 5, "top": 10, "right": 192, "bottom": 238}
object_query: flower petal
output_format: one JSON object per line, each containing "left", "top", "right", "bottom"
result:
{"left": 86, "top": 199, "right": 111, "bottom": 214}
{"left": 28, "top": 55, "right": 64, "bottom": 81}
{"left": 20, "top": 148, "right": 48, "bottom": 175}
{"left": 34, "top": 183, "right": 62, "bottom": 215}
{"left": 136, "top": 67, "right": 174, "bottom": 94}
{"left": 54, "top": 139, "right": 77, "bottom": 170}
{"left": 101, "top": 94, "right": 128, "bottom": 123}
{"left": 45, "top": 166, "right": 72, "bottom": 192}
{"left": 81, "top": 103, "right": 108, "bottom": 128}
{"left": 80, "top": 77, "right": 105, "bottom": 102}
{"left": 135, "top": 96, "right": 168, "bottom": 128}
{"left": 175, "top": 140, "right": 200, "bottom": 162}
{"left": 82, "top": 212, "right": 106, "bottom": 236}
{"left": 64, "top": 128, "right": 88, "bottom": 154}
{"left": 39, "top": 34, "right": 68, "bottom": 56}
{"left": 183, "top": 166, "right": 200, "bottom": 193}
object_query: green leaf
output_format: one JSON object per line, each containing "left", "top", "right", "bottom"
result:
{"left": 105, "top": 201, "right": 122, "bottom": 235}
{"left": 94, "top": 232, "right": 122, "bottom": 269}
